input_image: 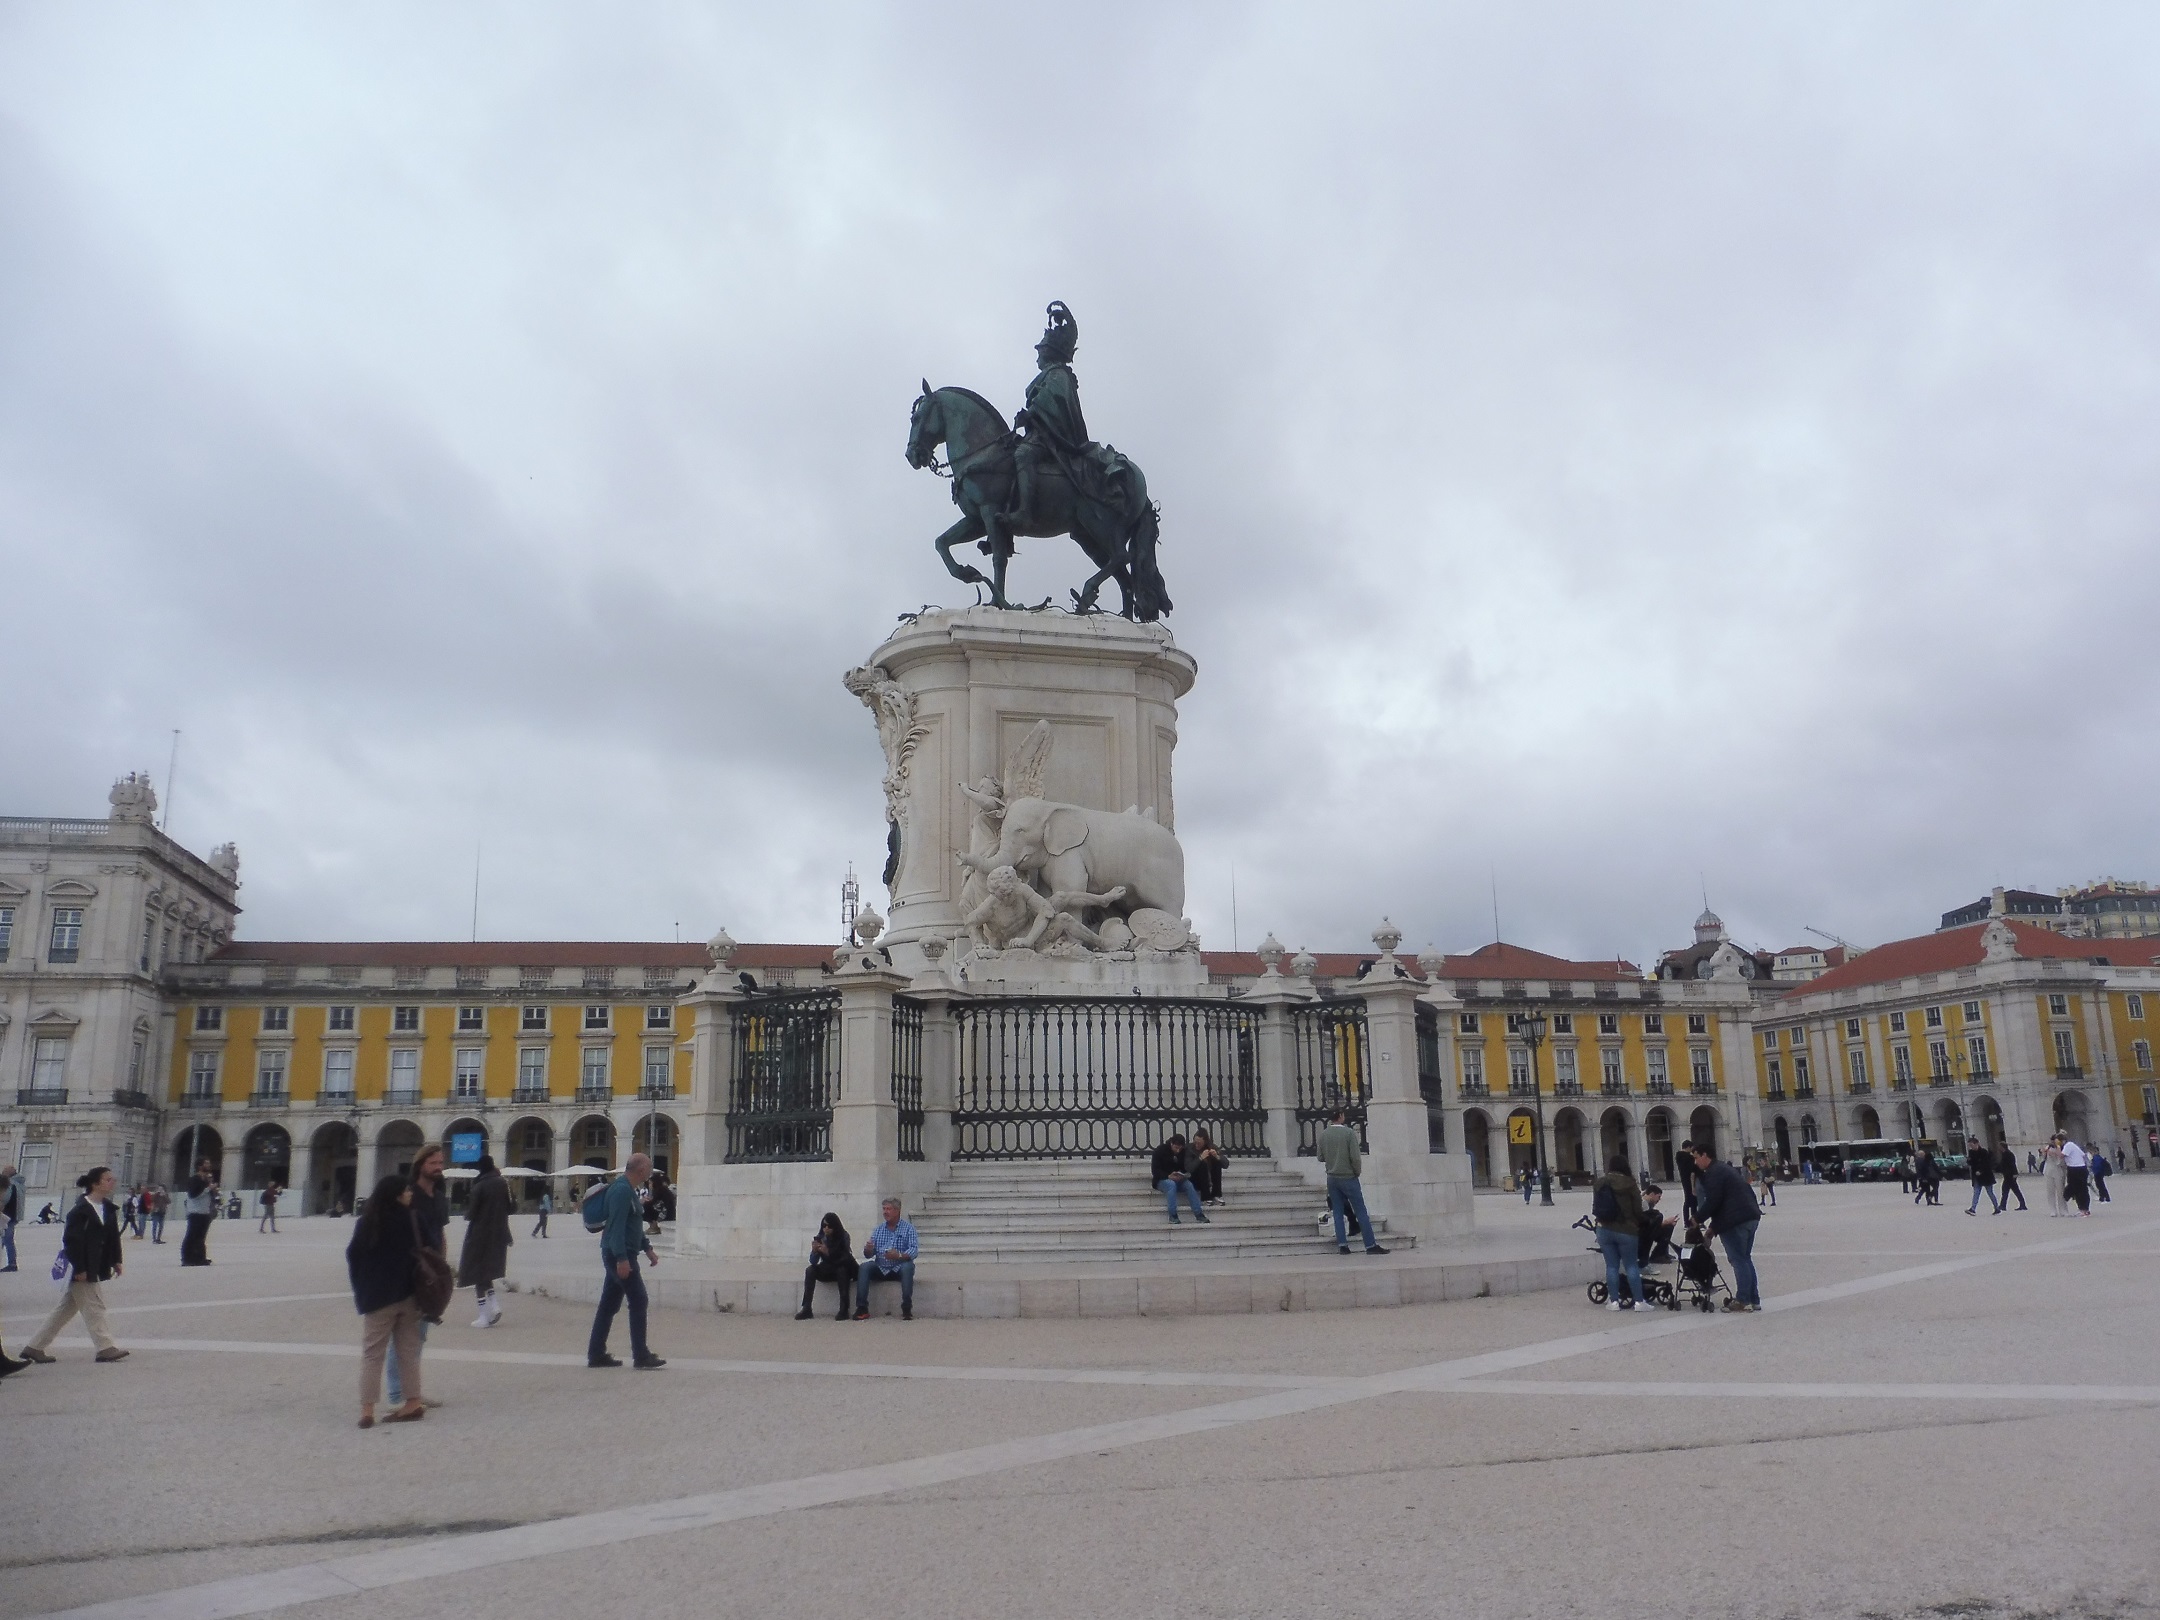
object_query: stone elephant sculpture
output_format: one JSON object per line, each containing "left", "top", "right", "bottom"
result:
{"left": 956, "top": 797, "right": 1185, "bottom": 918}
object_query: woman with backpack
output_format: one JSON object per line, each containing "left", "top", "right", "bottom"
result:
{"left": 17, "top": 1167, "right": 127, "bottom": 1365}
{"left": 1591, "top": 1156, "right": 1650, "bottom": 1311}
{"left": 347, "top": 1174, "right": 425, "bottom": 1427}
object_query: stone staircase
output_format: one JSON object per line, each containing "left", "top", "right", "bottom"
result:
{"left": 910, "top": 1158, "right": 1411, "bottom": 1264}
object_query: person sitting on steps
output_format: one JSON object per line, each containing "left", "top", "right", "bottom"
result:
{"left": 798, "top": 1212, "right": 860, "bottom": 1321}
{"left": 1151, "top": 1134, "right": 1208, "bottom": 1225}
{"left": 854, "top": 1198, "right": 919, "bottom": 1321}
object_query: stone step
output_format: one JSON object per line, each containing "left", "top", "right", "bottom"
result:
{"left": 915, "top": 1191, "right": 1318, "bottom": 1216}
{"left": 922, "top": 1238, "right": 1392, "bottom": 1263}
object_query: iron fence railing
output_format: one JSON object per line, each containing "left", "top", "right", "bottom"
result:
{"left": 892, "top": 996, "right": 925, "bottom": 1162}
{"left": 727, "top": 989, "right": 841, "bottom": 1162}
{"left": 1290, "top": 1001, "right": 1369, "bottom": 1155}
{"left": 952, "top": 997, "right": 1264, "bottom": 1160}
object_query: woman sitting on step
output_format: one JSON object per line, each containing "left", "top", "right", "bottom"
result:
{"left": 1188, "top": 1129, "right": 1228, "bottom": 1207}
{"left": 797, "top": 1212, "right": 860, "bottom": 1320}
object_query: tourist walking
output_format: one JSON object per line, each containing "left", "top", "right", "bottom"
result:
{"left": 2042, "top": 1135, "right": 2069, "bottom": 1216}
{"left": 1150, "top": 1133, "right": 1208, "bottom": 1224}
{"left": 180, "top": 1159, "right": 219, "bottom": 1265}
{"left": 457, "top": 1156, "right": 514, "bottom": 1329}
{"left": 1189, "top": 1128, "right": 1228, "bottom": 1206}
{"left": 386, "top": 1144, "right": 448, "bottom": 1408}
{"left": 587, "top": 1152, "right": 664, "bottom": 1368}
{"left": 853, "top": 1196, "right": 920, "bottom": 1321}
{"left": 2090, "top": 1150, "right": 2112, "bottom": 1204}
{"left": 1965, "top": 1143, "right": 2000, "bottom": 1216}
{"left": 1318, "top": 1108, "right": 1390, "bottom": 1256}
{"left": 145, "top": 1184, "right": 167, "bottom": 1244}
{"left": 1690, "top": 1146, "right": 1763, "bottom": 1312}
{"left": 797, "top": 1211, "right": 859, "bottom": 1320}
{"left": 2061, "top": 1138, "right": 2091, "bottom": 1215}
{"left": 258, "top": 1183, "right": 281, "bottom": 1233}
{"left": 1752, "top": 1159, "right": 1777, "bottom": 1207}
{"left": 532, "top": 1189, "right": 551, "bottom": 1239}
{"left": 0, "top": 1165, "right": 19, "bottom": 1271}
{"left": 1996, "top": 1149, "right": 2027, "bottom": 1211}
{"left": 18, "top": 1167, "right": 128, "bottom": 1365}
{"left": 1897, "top": 1153, "right": 1915, "bottom": 1194}
{"left": 347, "top": 1174, "right": 425, "bottom": 1427}
{"left": 1592, "top": 1156, "right": 1649, "bottom": 1311}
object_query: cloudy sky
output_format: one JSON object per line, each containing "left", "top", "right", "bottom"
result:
{"left": 4, "top": 5, "right": 2155, "bottom": 967}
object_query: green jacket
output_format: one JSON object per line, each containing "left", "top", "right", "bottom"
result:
{"left": 599, "top": 1177, "right": 649, "bottom": 1265}
{"left": 1318, "top": 1122, "right": 1362, "bottom": 1179}
{"left": 1596, "top": 1170, "right": 1643, "bottom": 1234}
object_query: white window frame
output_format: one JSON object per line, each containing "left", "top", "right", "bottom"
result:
{"left": 1601, "top": 1048, "right": 1624, "bottom": 1089}
{"left": 0, "top": 904, "right": 14, "bottom": 961}
{"left": 1766, "top": 1058, "right": 1784, "bottom": 1093}
{"left": 2128, "top": 993, "right": 2145, "bottom": 1021}
{"left": 1847, "top": 1049, "right": 1867, "bottom": 1088}
{"left": 128, "top": 1039, "right": 144, "bottom": 1088}
{"left": 1893, "top": 1045, "right": 1913, "bottom": 1084}
{"left": 1458, "top": 1013, "right": 1479, "bottom": 1034}
{"left": 194, "top": 1005, "right": 223, "bottom": 1032}
{"left": 327, "top": 1006, "right": 356, "bottom": 1033}
{"left": 581, "top": 1047, "right": 611, "bottom": 1093}
{"left": 1686, "top": 1013, "right": 1707, "bottom": 1035}
{"left": 256, "top": 1048, "right": 288, "bottom": 1097}
{"left": 643, "top": 1045, "right": 672, "bottom": 1094}
{"left": 583, "top": 1004, "right": 611, "bottom": 1032}
{"left": 388, "top": 1048, "right": 421, "bottom": 1099}
{"left": 1845, "top": 1018, "right": 1862, "bottom": 1039}
{"left": 187, "top": 1049, "right": 219, "bottom": 1097}
{"left": 1552, "top": 1013, "right": 1573, "bottom": 1035}
{"left": 1794, "top": 1055, "right": 1812, "bottom": 1091}
{"left": 32, "top": 1037, "right": 70, "bottom": 1091}
{"left": 1928, "top": 1040, "right": 1951, "bottom": 1079}
{"left": 1690, "top": 1049, "right": 1712, "bottom": 1088}
{"left": 454, "top": 1047, "right": 484, "bottom": 1099}
{"left": 1962, "top": 1000, "right": 1982, "bottom": 1022}
{"left": 1967, "top": 1034, "right": 1989, "bottom": 1076}
{"left": 521, "top": 1005, "right": 549, "bottom": 1032}
{"left": 2048, "top": 993, "right": 2068, "bottom": 1016}
{"left": 1461, "top": 1047, "right": 1484, "bottom": 1085}
{"left": 457, "top": 1005, "right": 486, "bottom": 1032}
{"left": 1642, "top": 1013, "right": 1664, "bottom": 1036}
{"left": 645, "top": 1004, "right": 673, "bottom": 1031}
{"left": 322, "top": 1048, "right": 355, "bottom": 1099}
{"left": 1554, "top": 1047, "right": 1578, "bottom": 1085}
{"left": 1889, "top": 1010, "right": 1907, "bottom": 1033}
{"left": 392, "top": 1005, "right": 422, "bottom": 1033}
{"left": 1763, "top": 1029, "right": 1779, "bottom": 1051}
{"left": 2053, "top": 1029, "right": 2077, "bottom": 1069}
{"left": 1646, "top": 1047, "right": 1669, "bottom": 1085}
{"left": 19, "top": 1143, "right": 53, "bottom": 1189}
{"left": 48, "top": 906, "right": 84, "bottom": 962}
{"left": 2134, "top": 1040, "right": 2153, "bottom": 1072}
{"left": 261, "top": 1005, "right": 289, "bottom": 1032}
{"left": 1597, "top": 1013, "right": 1619, "bottom": 1036}
{"left": 1924, "top": 1006, "right": 1944, "bottom": 1028}
{"left": 517, "top": 1047, "right": 547, "bottom": 1095}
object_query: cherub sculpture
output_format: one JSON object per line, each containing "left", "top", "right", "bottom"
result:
{"left": 956, "top": 720, "right": 1052, "bottom": 922}
{"left": 961, "top": 865, "right": 1127, "bottom": 952}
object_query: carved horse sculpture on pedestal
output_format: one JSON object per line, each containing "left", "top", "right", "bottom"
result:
{"left": 905, "top": 383, "right": 1171, "bottom": 622}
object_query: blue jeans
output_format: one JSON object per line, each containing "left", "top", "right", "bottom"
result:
{"left": 588, "top": 1257, "right": 651, "bottom": 1362}
{"left": 856, "top": 1260, "right": 915, "bottom": 1313}
{"left": 1595, "top": 1225, "right": 1645, "bottom": 1304}
{"left": 1967, "top": 1181, "right": 1998, "bottom": 1214}
{"left": 149, "top": 1211, "right": 165, "bottom": 1242}
{"left": 1327, "top": 1175, "right": 1381, "bottom": 1251}
{"left": 1718, "top": 1219, "right": 1761, "bottom": 1306}
{"left": 2, "top": 1217, "right": 15, "bottom": 1267}
{"left": 385, "top": 1318, "right": 430, "bottom": 1403}
{"left": 1160, "top": 1176, "right": 1203, "bottom": 1220}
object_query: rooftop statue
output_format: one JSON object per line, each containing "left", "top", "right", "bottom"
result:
{"left": 906, "top": 301, "right": 1172, "bottom": 623}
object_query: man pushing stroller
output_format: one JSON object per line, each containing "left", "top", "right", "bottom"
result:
{"left": 1689, "top": 1145, "right": 1763, "bottom": 1313}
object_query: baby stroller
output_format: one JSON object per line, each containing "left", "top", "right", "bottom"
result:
{"left": 1667, "top": 1224, "right": 1729, "bottom": 1313}
{"left": 1576, "top": 1213, "right": 1676, "bottom": 1309}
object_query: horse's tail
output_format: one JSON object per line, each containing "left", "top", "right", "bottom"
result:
{"left": 1125, "top": 500, "right": 1172, "bottom": 623}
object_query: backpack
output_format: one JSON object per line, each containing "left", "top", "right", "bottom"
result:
{"left": 581, "top": 1181, "right": 612, "bottom": 1233}
{"left": 1590, "top": 1180, "right": 1620, "bottom": 1225}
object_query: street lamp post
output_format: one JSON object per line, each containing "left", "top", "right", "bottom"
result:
{"left": 1521, "top": 1012, "right": 1553, "bottom": 1206}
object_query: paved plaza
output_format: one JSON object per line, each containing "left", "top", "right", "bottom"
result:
{"left": 6, "top": 1180, "right": 2159, "bottom": 1620}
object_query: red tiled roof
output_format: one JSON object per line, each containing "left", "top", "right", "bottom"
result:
{"left": 210, "top": 941, "right": 836, "bottom": 970}
{"left": 1782, "top": 921, "right": 2124, "bottom": 999}
{"left": 1200, "top": 941, "right": 1638, "bottom": 983}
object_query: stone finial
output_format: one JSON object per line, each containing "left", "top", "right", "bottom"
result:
{"left": 1980, "top": 918, "right": 2019, "bottom": 964}
{"left": 208, "top": 843, "right": 241, "bottom": 884}
{"left": 706, "top": 926, "right": 739, "bottom": 968}
{"left": 852, "top": 904, "right": 885, "bottom": 946}
{"left": 919, "top": 933, "right": 949, "bottom": 963}
{"left": 109, "top": 772, "right": 158, "bottom": 824}
{"left": 1417, "top": 944, "right": 1445, "bottom": 980}
{"left": 1289, "top": 947, "right": 1318, "bottom": 979}
{"left": 1256, "top": 932, "right": 1285, "bottom": 976}
{"left": 1372, "top": 917, "right": 1403, "bottom": 957}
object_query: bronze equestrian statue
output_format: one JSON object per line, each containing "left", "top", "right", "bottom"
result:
{"left": 905, "top": 302, "right": 1171, "bottom": 622}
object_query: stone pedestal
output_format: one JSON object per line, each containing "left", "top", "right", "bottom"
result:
{"left": 846, "top": 607, "right": 1196, "bottom": 960}
{"left": 1339, "top": 975, "right": 1475, "bottom": 1243}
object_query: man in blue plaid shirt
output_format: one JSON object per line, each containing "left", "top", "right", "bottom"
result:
{"left": 853, "top": 1197, "right": 919, "bottom": 1321}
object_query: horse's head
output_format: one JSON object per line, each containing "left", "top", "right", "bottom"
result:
{"left": 905, "top": 380, "right": 943, "bottom": 470}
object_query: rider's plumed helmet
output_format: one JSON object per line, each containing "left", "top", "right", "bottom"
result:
{"left": 1036, "top": 300, "right": 1078, "bottom": 364}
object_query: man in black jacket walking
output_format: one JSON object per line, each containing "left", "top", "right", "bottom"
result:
{"left": 18, "top": 1166, "right": 128, "bottom": 1362}
{"left": 1965, "top": 1143, "right": 2000, "bottom": 1216}
{"left": 1689, "top": 1146, "right": 1763, "bottom": 1313}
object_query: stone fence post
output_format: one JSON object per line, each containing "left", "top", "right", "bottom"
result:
{"left": 1353, "top": 972, "right": 1473, "bottom": 1243}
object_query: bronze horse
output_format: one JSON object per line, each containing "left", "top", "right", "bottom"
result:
{"left": 906, "top": 383, "right": 1170, "bottom": 622}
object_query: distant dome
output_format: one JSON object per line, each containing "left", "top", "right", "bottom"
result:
{"left": 1693, "top": 907, "right": 1726, "bottom": 944}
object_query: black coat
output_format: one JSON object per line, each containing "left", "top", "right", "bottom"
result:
{"left": 346, "top": 1207, "right": 419, "bottom": 1315}
{"left": 63, "top": 1196, "right": 123, "bottom": 1281}
{"left": 456, "top": 1171, "right": 514, "bottom": 1287}
{"left": 807, "top": 1224, "right": 859, "bottom": 1281}
{"left": 1149, "top": 1141, "right": 1189, "bottom": 1187}
{"left": 1692, "top": 1161, "right": 1761, "bottom": 1237}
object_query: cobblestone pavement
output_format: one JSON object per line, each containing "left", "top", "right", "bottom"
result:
{"left": 5, "top": 1179, "right": 2157, "bottom": 1620}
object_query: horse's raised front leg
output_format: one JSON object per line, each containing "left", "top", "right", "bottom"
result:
{"left": 934, "top": 511, "right": 990, "bottom": 590}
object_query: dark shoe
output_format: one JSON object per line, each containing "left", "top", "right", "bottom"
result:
{"left": 633, "top": 1355, "right": 666, "bottom": 1371}
{"left": 835, "top": 1310, "right": 850, "bottom": 1321}
{"left": 1194, "top": 1213, "right": 1210, "bottom": 1224}
{"left": 901, "top": 1306, "right": 913, "bottom": 1321}
{"left": 18, "top": 1347, "right": 55, "bottom": 1365}
{"left": 587, "top": 1353, "right": 623, "bottom": 1368}
{"left": 0, "top": 1354, "right": 26, "bottom": 1377}
{"left": 795, "top": 1308, "right": 814, "bottom": 1320}
{"left": 95, "top": 1347, "right": 129, "bottom": 1363}
{"left": 383, "top": 1404, "right": 426, "bottom": 1423}
{"left": 1168, "top": 1216, "right": 1181, "bottom": 1224}
{"left": 854, "top": 1309, "right": 869, "bottom": 1321}
{"left": 1337, "top": 1245, "right": 1351, "bottom": 1255}
{"left": 1365, "top": 1245, "right": 1390, "bottom": 1255}
{"left": 356, "top": 1414, "right": 374, "bottom": 1429}
{"left": 0, "top": 1265, "right": 16, "bottom": 1273}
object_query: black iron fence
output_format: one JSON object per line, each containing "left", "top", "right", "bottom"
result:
{"left": 726, "top": 989, "right": 841, "bottom": 1162}
{"left": 1414, "top": 1002, "right": 1446, "bottom": 1153}
{"left": 892, "top": 995, "right": 925, "bottom": 1162}
{"left": 951, "top": 997, "right": 1264, "bottom": 1160}
{"left": 1291, "top": 1000, "right": 1369, "bottom": 1154}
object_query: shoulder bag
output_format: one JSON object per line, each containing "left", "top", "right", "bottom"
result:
{"left": 409, "top": 1211, "right": 456, "bottom": 1321}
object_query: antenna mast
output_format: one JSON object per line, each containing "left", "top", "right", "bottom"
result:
{"left": 840, "top": 863, "right": 861, "bottom": 942}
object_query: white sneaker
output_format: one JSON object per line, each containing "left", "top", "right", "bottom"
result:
{"left": 1605, "top": 1300, "right": 1622, "bottom": 1311}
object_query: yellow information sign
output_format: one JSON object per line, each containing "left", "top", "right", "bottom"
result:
{"left": 1508, "top": 1116, "right": 1535, "bottom": 1145}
